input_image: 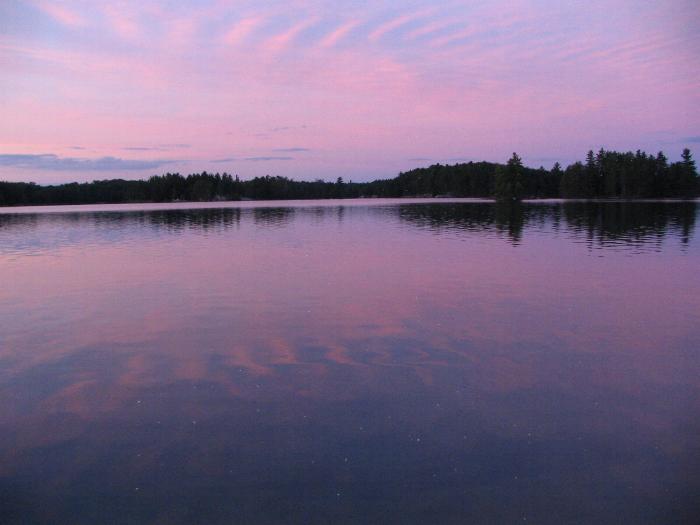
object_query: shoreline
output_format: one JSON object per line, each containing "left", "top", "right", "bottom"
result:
{"left": 1, "top": 196, "right": 698, "bottom": 214}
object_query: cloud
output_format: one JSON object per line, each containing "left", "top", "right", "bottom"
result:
{"left": 406, "top": 21, "right": 452, "bottom": 40}
{"left": 264, "top": 18, "right": 318, "bottom": 54}
{"left": 0, "top": 154, "right": 175, "bottom": 171}
{"left": 244, "top": 156, "right": 293, "bottom": 161}
{"left": 368, "top": 10, "right": 434, "bottom": 42}
{"left": 123, "top": 144, "right": 190, "bottom": 151}
{"left": 252, "top": 125, "right": 309, "bottom": 139}
{"left": 320, "top": 21, "right": 360, "bottom": 48}
{"left": 31, "top": 0, "right": 85, "bottom": 27}
{"left": 101, "top": 4, "right": 140, "bottom": 41}
{"left": 681, "top": 136, "right": 700, "bottom": 143}
{"left": 269, "top": 125, "right": 307, "bottom": 133}
{"left": 3, "top": 3, "right": 695, "bottom": 182}
{"left": 211, "top": 157, "right": 237, "bottom": 163}
{"left": 272, "top": 148, "right": 310, "bottom": 152}
{"left": 408, "top": 157, "right": 432, "bottom": 162}
{"left": 223, "top": 16, "right": 263, "bottom": 46}
{"left": 428, "top": 26, "right": 480, "bottom": 48}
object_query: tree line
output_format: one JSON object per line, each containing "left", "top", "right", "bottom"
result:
{"left": 0, "top": 148, "right": 696, "bottom": 206}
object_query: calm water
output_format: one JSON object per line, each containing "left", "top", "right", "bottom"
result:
{"left": 1, "top": 199, "right": 699, "bottom": 524}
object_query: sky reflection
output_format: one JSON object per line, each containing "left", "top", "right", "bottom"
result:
{"left": 1, "top": 200, "right": 699, "bottom": 524}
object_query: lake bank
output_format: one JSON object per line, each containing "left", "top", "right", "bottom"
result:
{"left": 1, "top": 195, "right": 699, "bottom": 214}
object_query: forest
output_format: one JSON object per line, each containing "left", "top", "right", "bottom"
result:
{"left": 0, "top": 148, "right": 696, "bottom": 206}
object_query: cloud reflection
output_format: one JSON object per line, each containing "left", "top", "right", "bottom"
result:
{"left": 1, "top": 200, "right": 699, "bottom": 522}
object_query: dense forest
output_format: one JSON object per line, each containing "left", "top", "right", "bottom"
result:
{"left": 0, "top": 148, "right": 696, "bottom": 206}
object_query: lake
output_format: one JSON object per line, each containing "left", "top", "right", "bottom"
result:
{"left": 1, "top": 199, "right": 699, "bottom": 524}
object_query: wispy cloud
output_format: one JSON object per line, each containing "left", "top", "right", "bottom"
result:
{"left": 406, "top": 21, "right": 452, "bottom": 40}
{"left": 211, "top": 157, "right": 237, "bottom": 163}
{"left": 368, "top": 10, "right": 433, "bottom": 42}
{"left": 123, "top": 144, "right": 190, "bottom": 151}
{"left": 0, "top": 154, "right": 174, "bottom": 171}
{"left": 223, "top": 16, "right": 263, "bottom": 46}
{"left": 244, "top": 156, "right": 293, "bottom": 161}
{"left": 101, "top": 4, "right": 140, "bottom": 40}
{"left": 320, "top": 21, "right": 359, "bottom": 48}
{"left": 31, "top": 0, "right": 85, "bottom": 27}
{"left": 270, "top": 125, "right": 306, "bottom": 132}
{"left": 253, "top": 125, "right": 308, "bottom": 138}
{"left": 428, "top": 26, "right": 479, "bottom": 48}
{"left": 272, "top": 147, "right": 310, "bottom": 152}
{"left": 264, "top": 18, "right": 318, "bottom": 54}
{"left": 2, "top": 2, "right": 696, "bottom": 183}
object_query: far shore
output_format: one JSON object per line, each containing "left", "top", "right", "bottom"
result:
{"left": 1, "top": 196, "right": 699, "bottom": 214}
{"left": 1, "top": 148, "right": 697, "bottom": 207}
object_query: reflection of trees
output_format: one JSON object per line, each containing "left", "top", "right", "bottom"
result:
{"left": 493, "top": 202, "right": 526, "bottom": 245}
{"left": 253, "top": 207, "right": 295, "bottom": 228}
{"left": 306, "top": 205, "right": 344, "bottom": 224}
{"left": 0, "top": 213, "right": 39, "bottom": 230}
{"left": 143, "top": 209, "right": 243, "bottom": 231}
{"left": 397, "top": 203, "right": 547, "bottom": 245}
{"left": 398, "top": 201, "right": 697, "bottom": 248}
{"left": 561, "top": 201, "right": 697, "bottom": 247}
{"left": 1, "top": 201, "right": 696, "bottom": 251}
{"left": 0, "top": 209, "right": 246, "bottom": 254}
{"left": 0, "top": 209, "right": 245, "bottom": 232}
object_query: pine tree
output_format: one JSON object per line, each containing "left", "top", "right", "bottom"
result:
{"left": 679, "top": 148, "right": 697, "bottom": 197}
{"left": 653, "top": 151, "right": 669, "bottom": 196}
{"left": 494, "top": 153, "right": 525, "bottom": 201}
{"left": 584, "top": 150, "right": 597, "bottom": 197}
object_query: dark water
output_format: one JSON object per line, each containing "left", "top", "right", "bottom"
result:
{"left": 1, "top": 199, "right": 699, "bottom": 524}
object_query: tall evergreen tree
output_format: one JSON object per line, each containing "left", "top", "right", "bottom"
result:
{"left": 560, "top": 162, "right": 585, "bottom": 198}
{"left": 494, "top": 153, "right": 525, "bottom": 201}
{"left": 583, "top": 150, "right": 598, "bottom": 197}
{"left": 653, "top": 152, "right": 669, "bottom": 196}
{"left": 678, "top": 148, "right": 697, "bottom": 197}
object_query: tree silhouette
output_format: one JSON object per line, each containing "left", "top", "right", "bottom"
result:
{"left": 494, "top": 153, "right": 525, "bottom": 201}
{"left": 1, "top": 148, "right": 697, "bottom": 206}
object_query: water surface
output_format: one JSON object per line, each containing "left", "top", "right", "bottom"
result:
{"left": 1, "top": 199, "right": 699, "bottom": 524}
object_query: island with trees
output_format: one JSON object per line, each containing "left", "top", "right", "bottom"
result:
{"left": 0, "top": 148, "right": 696, "bottom": 206}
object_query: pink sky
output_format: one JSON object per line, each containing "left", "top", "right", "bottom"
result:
{"left": 1, "top": 0, "right": 699, "bottom": 183}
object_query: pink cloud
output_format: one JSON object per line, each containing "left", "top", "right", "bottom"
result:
{"left": 222, "top": 16, "right": 263, "bottom": 46}
{"left": 101, "top": 4, "right": 141, "bottom": 40}
{"left": 31, "top": 0, "right": 85, "bottom": 27}
{"left": 405, "top": 20, "right": 451, "bottom": 40}
{"left": 1, "top": 1, "right": 698, "bottom": 182}
{"left": 427, "top": 26, "right": 480, "bottom": 48}
{"left": 319, "top": 20, "right": 359, "bottom": 48}
{"left": 165, "top": 17, "right": 198, "bottom": 47}
{"left": 263, "top": 17, "right": 319, "bottom": 54}
{"left": 368, "top": 10, "right": 434, "bottom": 42}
